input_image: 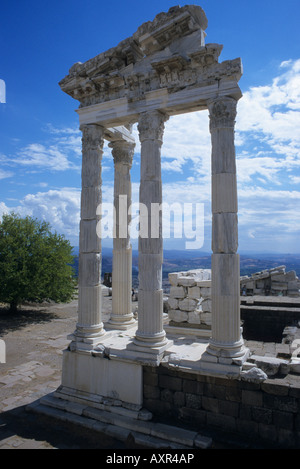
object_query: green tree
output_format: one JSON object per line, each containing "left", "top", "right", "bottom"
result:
{"left": 0, "top": 213, "right": 76, "bottom": 312}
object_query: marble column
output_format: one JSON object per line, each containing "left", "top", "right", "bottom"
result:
{"left": 206, "top": 97, "right": 247, "bottom": 361}
{"left": 72, "top": 123, "right": 106, "bottom": 350}
{"left": 107, "top": 139, "right": 136, "bottom": 330}
{"left": 133, "top": 110, "right": 169, "bottom": 352}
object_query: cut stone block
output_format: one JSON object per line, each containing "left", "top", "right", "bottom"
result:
{"left": 200, "top": 287, "right": 211, "bottom": 298}
{"left": 167, "top": 297, "right": 179, "bottom": 310}
{"left": 188, "top": 286, "right": 201, "bottom": 299}
{"left": 202, "top": 299, "right": 212, "bottom": 312}
{"left": 170, "top": 286, "right": 186, "bottom": 299}
{"left": 178, "top": 298, "right": 198, "bottom": 312}
{"left": 168, "top": 309, "right": 188, "bottom": 323}
{"left": 168, "top": 272, "right": 184, "bottom": 286}
{"left": 188, "top": 311, "right": 201, "bottom": 324}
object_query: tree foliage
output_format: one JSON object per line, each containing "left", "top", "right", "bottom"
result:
{"left": 0, "top": 213, "right": 76, "bottom": 312}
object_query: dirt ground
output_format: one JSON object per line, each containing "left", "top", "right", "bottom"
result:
{"left": 0, "top": 296, "right": 131, "bottom": 449}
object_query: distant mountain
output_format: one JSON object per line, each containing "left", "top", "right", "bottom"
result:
{"left": 71, "top": 248, "right": 300, "bottom": 281}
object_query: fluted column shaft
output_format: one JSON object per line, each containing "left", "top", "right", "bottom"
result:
{"left": 207, "top": 97, "right": 245, "bottom": 359}
{"left": 134, "top": 110, "right": 169, "bottom": 349}
{"left": 74, "top": 124, "right": 105, "bottom": 349}
{"left": 108, "top": 139, "right": 136, "bottom": 329}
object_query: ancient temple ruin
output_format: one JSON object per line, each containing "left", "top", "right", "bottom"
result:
{"left": 32, "top": 6, "right": 300, "bottom": 448}
{"left": 54, "top": 1, "right": 246, "bottom": 410}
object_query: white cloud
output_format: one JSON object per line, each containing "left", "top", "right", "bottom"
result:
{"left": 236, "top": 59, "right": 300, "bottom": 157}
{"left": 0, "top": 201, "right": 10, "bottom": 218}
{"left": 132, "top": 111, "right": 211, "bottom": 176}
{"left": 14, "top": 143, "right": 77, "bottom": 171}
{"left": 0, "top": 126, "right": 83, "bottom": 173}
{"left": 0, "top": 169, "right": 13, "bottom": 180}
{"left": 0, "top": 188, "right": 81, "bottom": 244}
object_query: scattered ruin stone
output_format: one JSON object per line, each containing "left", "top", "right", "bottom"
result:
{"left": 167, "top": 266, "right": 300, "bottom": 329}
{"left": 240, "top": 266, "right": 300, "bottom": 297}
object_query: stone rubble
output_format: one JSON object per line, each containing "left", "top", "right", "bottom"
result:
{"left": 167, "top": 266, "right": 300, "bottom": 329}
{"left": 240, "top": 265, "right": 300, "bottom": 297}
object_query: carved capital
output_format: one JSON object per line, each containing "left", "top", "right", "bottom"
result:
{"left": 138, "top": 110, "right": 169, "bottom": 143}
{"left": 109, "top": 140, "right": 135, "bottom": 167}
{"left": 208, "top": 97, "right": 237, "bottom": 131}
{"left": 80, "top": 124, "right": 104, "bottom": 150}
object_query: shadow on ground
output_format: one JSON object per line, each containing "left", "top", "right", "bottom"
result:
{"left": 0, "top": 402, "right": 132, "bottom": 449}
{"left": 0, "top": 306, "right": 59, "bottom": 335}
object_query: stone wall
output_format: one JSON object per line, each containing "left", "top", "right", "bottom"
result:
{"left": 166, "top": 269, "right": 212, "bottom": 329}
{"left": 166, "top": 266, "right": 300, "bottom": 330}
{"left": 241, "top": 302, "right": 300, "bottom": 342}
{"left": 241, "top": 266, "right": 300, "bottom": 297}
{"left": 143, "top": 365, "right": 300, "bottom": 448}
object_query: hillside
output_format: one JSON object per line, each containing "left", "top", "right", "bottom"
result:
{"left": 71, "top": 249, "right": 300, "bottom": 289}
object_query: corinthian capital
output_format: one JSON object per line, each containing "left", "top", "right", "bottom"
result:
{"left": 138, "top": 110, "right": 169, "bottom": 143}
{"left": 80, "top": 124, "right": 104, "bottom": 150}
{"left": 109, "top": 140, "right": 135, "bottom": 167}
{"left": 208, "top": 97, "right": 237, "bottom": 131}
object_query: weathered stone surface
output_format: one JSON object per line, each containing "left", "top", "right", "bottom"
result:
{"left": 240, "top": 366, "right": 268, "bottom": 382}
{"left": 178, "top": 298, "right": 198, "bottom": 312}
{"left": 200, "top": 287, "right": 211, "bottom": 298}
{"left": 202, "top": 299, "right": 212, "bottom": 312}
{"left": 240, "top": 266, "right": 300, "bottom": 297}
{"left": 59, "top": 6, "right": 242, "bottom": 124}
{"left": 212, "top": 213, "right": 238, "bottom": 253}
{"left": 167, "top": 297, "right": 179, "bottom": 310}
{"left": 170, "top": 286, "right": 186, "bottom": 299}
{"left": 188, "top": 286, "right": 201, "bottom": 299}
{"left": 169, "top": 272, "right": 184, "bottom": 286}
{"left": 248, "top": 356, "right": 289, "bottom": 377}
{"left": 187, "top": 311, "right": 201, "bottom": 324}
{"left": 168, "top": 309, "right": 188, "bottom": 323}
{"left": 167, "top": 270, "right": 212, "bottom": 329}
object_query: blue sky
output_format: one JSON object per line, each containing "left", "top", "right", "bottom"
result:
{"left": 0, "top": 0, "right": 300, "bottom": 253}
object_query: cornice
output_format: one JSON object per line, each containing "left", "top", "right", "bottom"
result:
{"left": 60, "top": 5, "right": 242, "bottom": 125}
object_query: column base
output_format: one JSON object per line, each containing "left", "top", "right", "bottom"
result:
{"left": 69, "top": 322, "right": 107, "bottom": 352}
{"left": 127, "top": 331, "right": 173, "bottom": 364}
{"left": 205, "top": 339, "right": 250, "bottom": 366}
{"left": 132, "top": 329, "right": 169, "bottom": 348}
{"left": 106, "top": 313, "right": 137, "bottom": 331}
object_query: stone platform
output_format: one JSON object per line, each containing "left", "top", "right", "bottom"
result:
{"left": 1, "top": 297, "right": 300, "bottom": 449}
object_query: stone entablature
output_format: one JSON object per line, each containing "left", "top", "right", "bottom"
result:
{"left": 59, "top": 5, "right": 242, "bottom": 127}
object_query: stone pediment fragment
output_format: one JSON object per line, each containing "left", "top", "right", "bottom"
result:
{"left": 133, "top": 5, "right": 207, "bottom": 56}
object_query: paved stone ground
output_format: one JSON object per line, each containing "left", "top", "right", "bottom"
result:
{"left": 0, "top": 295, "right": 298, "bottom": 449}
